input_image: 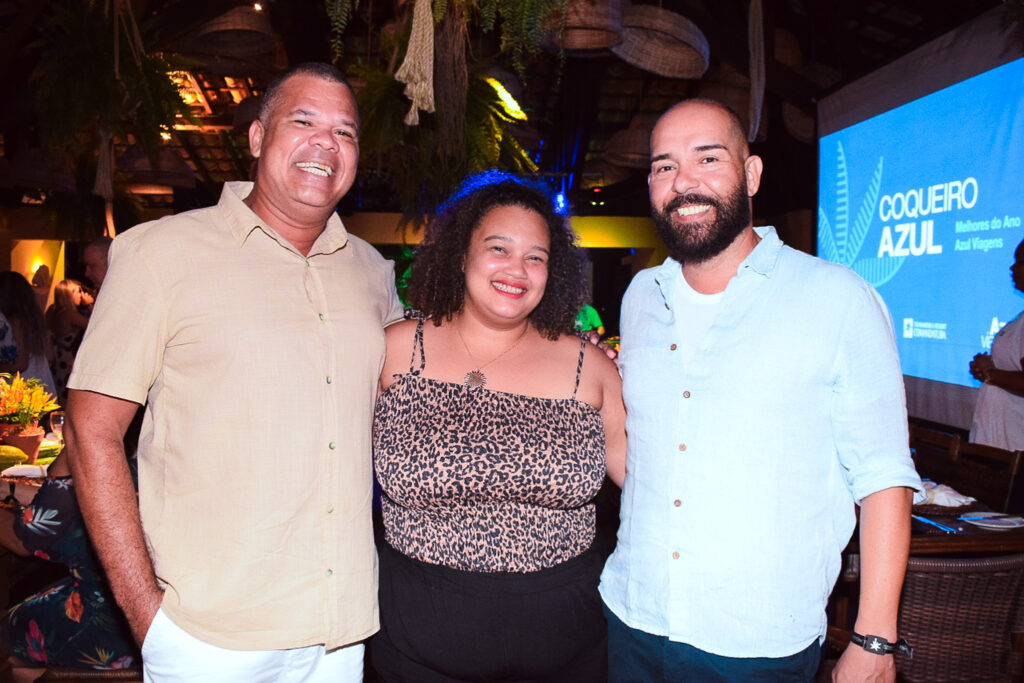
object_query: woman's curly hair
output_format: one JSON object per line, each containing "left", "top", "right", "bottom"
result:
{"left": 408, "top": 170, "right": 588, "bottom": 340}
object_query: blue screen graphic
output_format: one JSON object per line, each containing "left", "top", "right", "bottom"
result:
{"left": 818, "top": 57, "right": 1024, "bottom": 387}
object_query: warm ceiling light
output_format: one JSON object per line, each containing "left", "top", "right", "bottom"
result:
{"left": 160, "top": 131, "right": 172, "bottom": 141}
{"left": 253, "top": 3, "right": 263, "bottom": 11}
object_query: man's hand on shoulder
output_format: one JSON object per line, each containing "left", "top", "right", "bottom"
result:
{"left": 832, "top": 644, "right": 895, "bottom": 683}
{"left": 582, "top": 330, "right": 618, "bottom": 361}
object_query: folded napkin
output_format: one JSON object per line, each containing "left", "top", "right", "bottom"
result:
{"left": 918, "top": 480, "right": 976, "bottom": 507}
{"left": 1, "top": 463, "right": 47, "bottom": 478}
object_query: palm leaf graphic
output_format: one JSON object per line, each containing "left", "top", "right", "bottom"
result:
{"left": 818, "top": 207, "right": 839, "bottom": 264}
{"left": 834, "top": 141, "right": 850, "bottom": 263}
{"left": 848, "top": 157, "right": 883, "bottom": 265}
{"left": 853, "top": 255, "right": 906, "bottom": 288}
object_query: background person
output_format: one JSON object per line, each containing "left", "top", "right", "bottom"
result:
{"left": 968, "top": 237, "right": 1024, "bottom": 449}
{"left": 371, "top": 171, "right": 626, "bottom": 682}
{"left": 45, "top": 280, "right": 91, "bottom": 404}
{"left": 1, "top": 450, "right": 139, "bottom": 678}
{"left": 0, "top": 272, "right": 56, "bottom": 395}
{"left": 82, "top": 237, "right": 112, "bottom": 292}
{"left": 574, "top": 302, "right": 605, "bottom": 337}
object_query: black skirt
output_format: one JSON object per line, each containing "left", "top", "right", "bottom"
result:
{"left": 370, "top": 540, "right": 608, "bottom": 683}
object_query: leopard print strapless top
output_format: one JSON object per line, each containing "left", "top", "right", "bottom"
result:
{"left": 373, "top": 320, "right": 606, "bottom": 573}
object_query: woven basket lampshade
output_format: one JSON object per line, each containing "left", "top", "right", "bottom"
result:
{"left": 557, "top": 0, "right": 624, "bottom": 50}
{"left": 604, "top": 127, "right": 650, "bottom": 169}
{"left": 196, "top": 5, "right": 276, "bottom": 59}
{"left": 611, "top": 4, "right": 709, "bottom": 79}
{"left": 119, "top": 146, "right": 196, "bottom": 191}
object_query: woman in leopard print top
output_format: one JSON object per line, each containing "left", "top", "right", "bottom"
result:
{"left": 371, "top": 171, "right": 626, "bottom": 682}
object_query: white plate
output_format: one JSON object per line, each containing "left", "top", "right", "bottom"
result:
{"left": 964, "top": 516, "right": 1024, "bottom": 530}
{"left": 1, "top": 464, "right": 46, "bottom": 478}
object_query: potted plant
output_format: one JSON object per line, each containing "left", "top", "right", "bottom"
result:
{"left": 0, "top": 373, "right": 60, "bottom": 463}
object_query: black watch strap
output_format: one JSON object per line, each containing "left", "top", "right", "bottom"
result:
{"left": 851, "top": 631, "right": 913, "bottom": 658}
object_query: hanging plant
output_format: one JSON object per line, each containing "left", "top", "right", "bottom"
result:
{"left": 27, "top": 0, "right": 195, "bottom": 238}
{"left": 325, "top": 0, "right": 566, "bottom": 76}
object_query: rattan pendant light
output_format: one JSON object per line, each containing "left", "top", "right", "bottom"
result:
{"left": 611, "top": 3, "right": 709, "bottom": 79}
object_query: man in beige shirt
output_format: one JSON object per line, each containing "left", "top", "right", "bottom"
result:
{"left": 66, "top": 63, "right": 403, "bottom": 682}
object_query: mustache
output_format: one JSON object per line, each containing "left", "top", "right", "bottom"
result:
{"left": 663, "top": 193, "right": 722, "bottom": 215}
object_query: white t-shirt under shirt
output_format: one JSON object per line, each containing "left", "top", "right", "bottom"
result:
{"left": 673, "top": 272, "right": 722, "bottom": 372}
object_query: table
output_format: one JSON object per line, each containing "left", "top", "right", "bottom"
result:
{"left": 0, "top": 473, "right": 43, "bottom": 508}
{"left": 909, "top": 517, "right": 1024, "bottom": 554}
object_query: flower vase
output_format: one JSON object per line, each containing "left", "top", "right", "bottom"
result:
{"left": 0, "top": 423, "right": 19, "bottom": 442}
{"left": 5, "top": 425, "right": 44, "bottom": 463}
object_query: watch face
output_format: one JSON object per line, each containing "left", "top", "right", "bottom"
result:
{"left": 866, "top": 636, "right": 887, "bottom": 653}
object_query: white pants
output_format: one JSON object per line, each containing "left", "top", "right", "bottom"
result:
{"left": 142, "top": 609, "right": 364, "bottom": 683}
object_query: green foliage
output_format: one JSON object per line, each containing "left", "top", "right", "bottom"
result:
{"left": 354, "top": 64, "right": 538, "bottom": 221}
{"left": 482, "top": 0, "right": 566, "bottom": 77}
{"left": 30, "top": 2, "right": 192, "bottom": 160}
{"left": 324, "top": 0, "right": 358, "bottom": 65}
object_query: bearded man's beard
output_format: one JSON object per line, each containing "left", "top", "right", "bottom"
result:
{"left": 650, "top": 183, "right": 752, "bottom": 264}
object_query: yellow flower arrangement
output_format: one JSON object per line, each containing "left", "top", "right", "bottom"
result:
{"left": 0, "top": 373, "right": 60, "bottom": 432}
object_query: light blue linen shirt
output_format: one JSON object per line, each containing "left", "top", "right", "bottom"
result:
{"left": 600, "top": 226, "right": 923, "bottom": 658}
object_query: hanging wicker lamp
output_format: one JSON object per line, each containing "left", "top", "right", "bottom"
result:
{"left": 611, "top": 4, "right": 709, "bottom": 79}
{"left": 195, "top": 5, "right": 277, "bottom": 59}
{"left": 604, "top": 127, "right": 650, "bottom": 169}
{"left": 556, "top": 0, "right": 624, "bottom": 50}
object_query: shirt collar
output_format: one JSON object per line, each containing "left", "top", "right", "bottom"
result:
{"left": 220, "top": 181, "right": 350, "bottom": 256}
{"left": 651, "top": 225, "right": 783, "bottom": 306}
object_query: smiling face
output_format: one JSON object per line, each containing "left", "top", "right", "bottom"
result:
{"left": 648, "top": 101, "right": 763, "bottom": 264}
{"left": 461, "top": 204, "right": 551, "bottom": 326}
{"left": 247, "top": 73, "right": 359, "bottom": 230}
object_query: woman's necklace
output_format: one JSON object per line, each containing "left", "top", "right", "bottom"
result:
{"left": 453, "top": 322, "right": 529, "bottom": 389}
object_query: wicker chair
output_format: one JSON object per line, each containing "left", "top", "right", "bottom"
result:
{"left": 951, "top": 442, "right": 1023, "bottom": 513}
{"left": 909, "top": 423, "right": 960, "bottom": 485}
{"left": 896, "top": 553, "right": 1024, "bottom": 682}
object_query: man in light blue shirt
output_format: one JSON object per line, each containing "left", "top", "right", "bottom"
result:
{"left": 599, "top": 99, "right": 923, "bottom": 681}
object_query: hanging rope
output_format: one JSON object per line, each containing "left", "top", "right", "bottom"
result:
{"left": 395, "top": 0, "right": 436, "bottom": 125}
{"left": 747, "top": 0, "right": 765, "bottom": 142}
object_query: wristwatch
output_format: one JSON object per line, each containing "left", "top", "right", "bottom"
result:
{"left": 851, "top": 632, "right": 913, "bottom": 658}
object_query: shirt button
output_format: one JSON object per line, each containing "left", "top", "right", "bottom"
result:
{"left": 326, "top": 376, "right": 332, "bottom": 384}
{"left": 327, "top": 505, "right": 334, "bottom": 514}
{"left": 672, "top": 552, "right": 680, "bottom": 560}
{"left": 673, "top": 499, "right": 682, "bottom": 507}
{"left": 683, "top": 390, "right": 691, "bottom": 398}
{"left": 678, "top": 444, "right": 687, "bottom": 452}
{"left": 670, "top": 343, "right": 677, "bottom": 350}
{"left": 326, "top": 568, "right": 333, "bottom": 577}
{"left": 328, "top": 442, "right": 336, "bottom": 450}
{"left": 318, "top": 313, "right": 325, "bottom": 321}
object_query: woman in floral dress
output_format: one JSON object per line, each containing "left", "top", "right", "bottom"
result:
{"left": 1, "top": 452, "right": 138, "bottom": 671}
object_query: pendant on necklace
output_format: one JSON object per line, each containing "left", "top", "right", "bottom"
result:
{"left": 464, "top": 370, "right": 487, "bottom": 389}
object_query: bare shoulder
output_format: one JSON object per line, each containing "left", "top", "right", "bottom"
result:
{"left": 380, "top": 318, "right": 421, "bottom": 389}
{"left": 579, "top": 335, "right": 621, "bottom": 381}
{"left": 384, "top": 317, "right": 419, "bottom": 345}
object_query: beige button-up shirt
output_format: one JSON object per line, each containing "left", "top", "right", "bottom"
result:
{"left": 69, "top": 182, "right": 404, "bottom": 650}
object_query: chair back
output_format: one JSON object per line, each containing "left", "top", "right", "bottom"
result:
{"left": 897, "top": 553, "right": 1024, "bottom": 682}
{"left": 950, "top": 442, "right": 1022, "bottom": 513}
{"left": 909, "top": 424, "right": 960, "bottom": 485}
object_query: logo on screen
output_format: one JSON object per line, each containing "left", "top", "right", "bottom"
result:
{"left": 819, "top": 141, "right": 906, "bottom": 288}
{"left": 903, "top": 318, "right": 914, "bottom": 338}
